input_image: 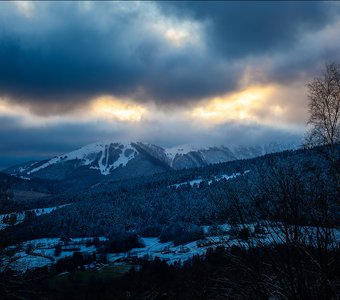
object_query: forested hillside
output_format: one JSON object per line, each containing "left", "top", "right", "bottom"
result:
{"left": 0, "top": 144, "right": 339, "bottom": 299}
{"left": 1, "top": 145, "right": 338, "bottom": 247}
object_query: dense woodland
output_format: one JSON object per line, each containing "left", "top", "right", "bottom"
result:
{"left": 0, "top": 143, "right": 339, "bottom": 299}
{"left": 1, "top": 145, "right": 338, "bottom": 247}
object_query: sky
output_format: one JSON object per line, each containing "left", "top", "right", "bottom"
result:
{"left": 1, "top": 1, "right": 340, "bottom": 169}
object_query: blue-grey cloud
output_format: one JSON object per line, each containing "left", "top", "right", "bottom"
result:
{"left": 158, "top": 2, "right": 335, "bottom": 58}
{"left": 0, "top": 114, "right": 302, "bottom": 169}
{"left": 0, "top": 1, "right": 339, "bottom": 114}
{"left": 0, "top": 1, "right": 338, "bottom": 167}
{"left": 0, "top": 1, "right": 239, "bottom": 112}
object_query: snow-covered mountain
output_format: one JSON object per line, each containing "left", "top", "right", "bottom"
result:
{"left": 4, "top": 141, "right": 297, "bottom": 181}
{"left": 137, "top": 143, "right": 236, "bottom": 170}
{"left": 27, "top": 143, "right": 139, "bottom": 176}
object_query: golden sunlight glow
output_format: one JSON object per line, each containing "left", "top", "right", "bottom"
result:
{"left": 190, "top": 85, "right": 282, "bottom": 124}
{"left": 91, "top": 97, "right": 146, "bottom": 122}
{"left": 165, "top": 29, "right": 188, "bottom": 47}
{"left": 0, "top": 96, "right": 147, "bottom": 127}
{"left": 0, "top": 98, "right": 33, "bottom": 117}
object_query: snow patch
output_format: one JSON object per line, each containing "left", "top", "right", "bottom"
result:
{"left": 165, "top": 144, "right": 199, "bottom": 160}
{"left": 27, "top": 142, "right": 139, "bottom": 176}
{"left": 2, "top": 223, "right": 339, "bottom": 273}
{"left": 171, "top": 170, "right": 250, "bottom": 188}
{"left": 0, "top": 204, "right": 70, "bottom": 230}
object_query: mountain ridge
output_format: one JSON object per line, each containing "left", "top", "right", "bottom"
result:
{"left": 4, "top": 141, "right": 298, "bottom": 181}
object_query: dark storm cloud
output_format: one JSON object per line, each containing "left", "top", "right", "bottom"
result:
{"left": 0, "top": 1, "right": 339, "bottom": 113}
{"left": 158, "top": 1, "right": 340, "bottom": 87}
{"left": 158, "top": 1, "right": 334, "bottom": 58}
{"left": 0, "top": 115, "right": 130, "bottom": 169}
{"left": 0, "top": 2, "right": 146, "bottom": 108}
{"left": 0, "top": 1, "right": 239, "bottom": 111}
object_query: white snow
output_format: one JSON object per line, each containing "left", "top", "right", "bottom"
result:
{"left": 165, "top": 144, "right": 199, "bottom": 160}
{"left": 28, "top": 143, "right": 105, "bottom": 174}
{"left": 14, "top": 161, "right": 39, "bottom": 175}
{"left": 33, "top": 205, "right": 69, "bottom": 216}
{"left": 107, "top": 237, "right": 205, "bottom": 265}
{"left": 27, "top": 142, "right": 139, "bottom": 176}
{"left": 2, "top": 223, "right": 339, "bottom": 273}
{"left": 4, "top": 253, "right": 53, "bottom": 273}
{"left": 0, "top": 212, "right": 26, "bottom": 230}
{"left": 1, "top": 236, "right": 108, "bottom": 273}
{"left": 0, "top": 204, "right": 70, "bottom": 230}
{"left": 171, "top": 170, "right": 250, "bottom": 188}
{"left": 19, "top": 142, "right": 298, "bottom": 177}
{"left": 90, "top": 143, "right": 138, "bottom": 175}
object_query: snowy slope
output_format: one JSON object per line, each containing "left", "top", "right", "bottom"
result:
{"left": 5, "top": 141, "right": 297, "bottom": 180}
{"left": 0, "top": 204, "right": 70, "bottom": 231}
{"left": 10, "top": 142, "right": 139, "bottom": 176}
{"left": 171, "top": 170, "right": 250, "bottom": 188}
{"left": 164, "top": 145, "right": 236, "bottom": 169}
{"left": 165, "top": 145, "right": 199, "bottom": 160}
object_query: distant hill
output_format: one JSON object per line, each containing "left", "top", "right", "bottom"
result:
{"left": 4, "top": 141, "right": 296, "bottom": 182}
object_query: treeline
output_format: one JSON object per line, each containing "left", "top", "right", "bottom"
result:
{"left": 0, "top": 145, "right": 339, "bottom": 247}
{"left": 1, "top": 244, "right": 339, "bottom": 299}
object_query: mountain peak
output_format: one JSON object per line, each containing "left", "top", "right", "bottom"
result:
{"left": 165, "top": 144, "right": 198, "bottom": 160}
{"left": 24, "top": 142, "right": 139, "bottom": 176}
{"left": 4, "top": 141, "right": 297, "bottom": 180}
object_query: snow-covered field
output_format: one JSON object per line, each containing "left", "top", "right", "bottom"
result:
{"left": 0, "top": 204, "right": 70, "bottom": 230}
{"left": 1, "top": 237, "right": 107, "bottom": 273}
{"left": 2, "top": 222, "right": 338, "bottom": 274}
{"left": 1, "top": 235, "right": 214, "bottom": 273}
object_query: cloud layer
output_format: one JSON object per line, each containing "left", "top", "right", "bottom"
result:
{"left": 1, "top": 2, "right": 339, "bottom": 110}
{"left": 1, "top": 1, "right": 340, "bottom": 167}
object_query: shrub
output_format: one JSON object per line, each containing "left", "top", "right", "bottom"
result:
{"left": 54, "top": 244, "right": 62, "bottom": 257}
{"left": 159, "top": 223, "right": 183, "bottom": 243}
{"left": 174, "top": 224, "right": 204, "bottom": 245}
{"left": 140, "top": 225, "right": 161, "bottom": 237}
{"left": 104, "top": 231, "right": 144, "bottom": 253}
{"left": 3, "top": 213, "right": 17, "bottom": 226}
{"left": 207, "top": 224, "right": 223, "bottom": 236}
{"left": 237, "top": 227, "right": 250, "bottom": 240}
{"left": 160, "top": 223, "right": 204, "bottom": 245}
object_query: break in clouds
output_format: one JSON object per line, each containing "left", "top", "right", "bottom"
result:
{"left": 1, "top": 1, "right": 340, "bottom": 167}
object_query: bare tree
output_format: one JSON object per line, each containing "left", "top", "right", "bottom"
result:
{"left": 306, "top": 62, "right": 340, "bottom": 147}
